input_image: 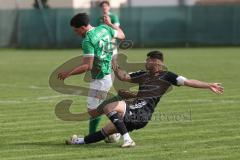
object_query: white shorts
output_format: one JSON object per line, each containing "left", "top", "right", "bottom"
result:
{"left": 87, "top": 74, "right": 113, "bottom": 110}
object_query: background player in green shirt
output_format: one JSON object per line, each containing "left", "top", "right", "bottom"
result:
{"left": 98, "top": 1, "right": 120, "bottom": 27}
{"left": 58, "top": 13, "right": 125, "bottom": 136}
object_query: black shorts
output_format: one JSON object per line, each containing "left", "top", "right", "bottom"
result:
{"left": 123, "top": 101, "right": 152, "bottom": 132}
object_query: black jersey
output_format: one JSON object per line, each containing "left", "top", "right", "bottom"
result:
{"left": 128, "top": 70, "right": 180, "bottom": 113}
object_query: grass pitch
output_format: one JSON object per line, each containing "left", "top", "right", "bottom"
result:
{"left": 0, "top": 48, "right": 240, "bottom": 160}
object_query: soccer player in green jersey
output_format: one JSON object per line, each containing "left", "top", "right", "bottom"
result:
{"left": 58, "top": 13, "right": 125, "bottom": 135}
{"left": 98, "top": 1, "right": 120, "bottom": 27}
{"left": 98, "top": 1, "right": 120, "bottom": 66}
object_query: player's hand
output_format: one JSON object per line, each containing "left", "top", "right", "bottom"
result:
{"left": 112, "top": 60, "right": 119, "bottom": 71}
{"left": 209, "top": 83, "right": 224, "bottom": 94}
{"left": 103, "top": 15, "right": 112, "bottom": 26}
{"left": 58, "top": 71, "right": 70, "bottom": 80}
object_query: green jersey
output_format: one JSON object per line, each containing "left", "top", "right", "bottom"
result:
{"left": 98, "top": 12, "right": 120, "bottom": 26}
{"left": 82, "top": 25, "right": 118, "bottom": 79}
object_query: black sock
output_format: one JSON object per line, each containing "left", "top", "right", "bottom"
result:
{"left": 84, "top": 129, "right": 107, "bottom": 144}
{"left": 107, "top": 111, "right": 128, "bottom": 135}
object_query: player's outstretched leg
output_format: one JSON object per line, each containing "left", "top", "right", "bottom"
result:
{"left": 66, "top": 101, "right": 135, "bottom": 147}
{"left": 65, "top": 128, "right": 107, "bottom": 145}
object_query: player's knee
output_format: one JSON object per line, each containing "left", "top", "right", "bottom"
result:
{"left": 102, "top": 104, "right": 112, "bottom": 114}
{"left": 103, "top": 101, "right": 125, "bottom": 115}
{"left": 103, "top": 102, "right": 116, "bottom": 114}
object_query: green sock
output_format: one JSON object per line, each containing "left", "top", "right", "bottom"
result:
{"left": 89, "top": 116, "right": 102, "bottom": 134}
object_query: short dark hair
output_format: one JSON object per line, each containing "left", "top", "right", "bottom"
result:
{"left": 70, "top": 13, "right": 89, "bottom": 28}
{"left": 99, "top": 1, "right": 110, "bottom": 7}
{"left": 147, "top": 51, "right": 164, "bottom": 61}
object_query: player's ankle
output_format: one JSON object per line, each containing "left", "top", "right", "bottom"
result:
{"left": 123, "top": 133, "right": 132, "bottom": 142}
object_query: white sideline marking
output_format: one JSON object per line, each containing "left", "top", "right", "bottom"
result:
{"left": 164, "top": 99, "right": 240, "bottom": 104}
{"left": 29, "top": 85, "right": 48, "bottom": 90}
{"left": 37, "top": 95, "right": 75, "bottom": 100}
{"left": 0, "top": 84, "right": 48, "bottom": 90}
{"left": 0, "top": 100, "right": 22, "bottom": 104}
{"left": 0, "top": 95, "right": 75, "bottom": 105}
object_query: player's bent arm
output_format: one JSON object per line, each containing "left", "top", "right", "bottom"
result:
{"left": 183, "top": 79, "right": 224, "bottom": 94}
{"left": 112, "top": 25, "right": 125, "bottom": 40}
{"left": 68, "top": 57, "right": 94, "bottom": 76}
{"left": 113, "top": 23, "right": 120, "bottom": 28}
{"left": 109, "top": 22, "right": 120, "bottom": 30}
{"left": 112, "top": 65, "right": 131, "bottom": 82}
{"left": 103, "top": 15, "right": 125, "bottom": 40}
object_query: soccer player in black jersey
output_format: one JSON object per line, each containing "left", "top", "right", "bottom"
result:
{"left": 66, "top": 51, "right": 224, "bottom": 148}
